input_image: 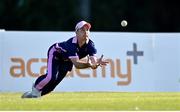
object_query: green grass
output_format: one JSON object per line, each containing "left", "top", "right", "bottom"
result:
{"left": 0, "top": 92, "right": 180, "bottom": 110}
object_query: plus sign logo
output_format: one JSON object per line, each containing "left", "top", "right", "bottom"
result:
{"left": 127, "top": 43, "right": 144, "bottom": 64}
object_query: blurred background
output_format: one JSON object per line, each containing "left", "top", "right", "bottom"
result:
{"left": 0, "top": 0, "right": 180, "bottom": 32}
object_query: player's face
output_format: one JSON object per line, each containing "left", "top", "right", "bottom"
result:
{"left": 76, "top": 25, "right": 90, "bottom": 41}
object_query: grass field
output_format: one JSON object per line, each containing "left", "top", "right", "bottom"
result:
{"left": 0, "top": 92, "right": 180, "bottom": 111}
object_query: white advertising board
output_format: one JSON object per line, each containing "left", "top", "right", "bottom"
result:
{"left": 0, "top": 31, "right": 3, "bottom": 80}
{"left": 0, "top": 31, "right": 180, "bottom": 92}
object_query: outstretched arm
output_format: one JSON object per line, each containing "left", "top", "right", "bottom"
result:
{"left": 70, "top": 55, "right": 109, "bottom": 69}
{"left": 70, "top": 57, "right": 91, "bottom": 69}
{"left": 89, "top": 55, "right": 109, "bottom": 69}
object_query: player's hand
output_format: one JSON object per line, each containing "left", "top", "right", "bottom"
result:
{"left": 97, "top": 55, "right": 109, "bottom": 66}
{"left": 87, "top": 56, "right": 99, "bottom": 69}
{"left": 87, "top": 55, "right": 109, "bottom": 69}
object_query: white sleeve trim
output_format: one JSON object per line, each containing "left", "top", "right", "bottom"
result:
{"left": 69, "top": 56, "right": 79, "bottom": 59}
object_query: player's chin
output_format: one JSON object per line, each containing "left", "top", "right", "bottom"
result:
{"left": 85, "top": 36, "right": 89, "bottom": 40}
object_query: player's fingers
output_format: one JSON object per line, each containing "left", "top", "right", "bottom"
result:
{"left": 99, "top": 54, "right": 104, "bottom": 61}
{"left": 99, "top": 60, "right": 109, "bottom": 66}
{"left": 97, "top": 54, "right": 104, "bottom": 64}
{"left": 87, "top": 56, "right": 90, "bottom": 63}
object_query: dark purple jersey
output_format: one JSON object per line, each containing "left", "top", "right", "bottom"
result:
{"left": 53, "top": 36, "right": 97, "bottom": 71}
{"left": 56, "top": 36, "right": 97, "bottom": 60}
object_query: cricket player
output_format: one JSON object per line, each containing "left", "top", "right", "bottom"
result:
{"left": 22, "top": 20, "right": 108, "bottom": 98}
